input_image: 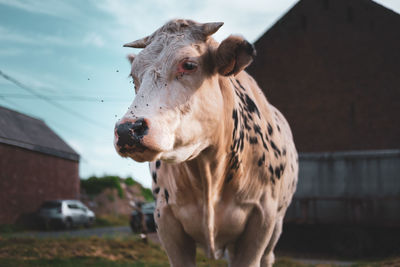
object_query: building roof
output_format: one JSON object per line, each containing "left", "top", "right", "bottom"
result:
{"left": 247, "top": 0, "right": 400, "bottom": 152}
{"left": 0, "top": 106, "right": 79, "bottom": 161}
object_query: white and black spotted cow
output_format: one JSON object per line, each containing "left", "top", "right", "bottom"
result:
{"left": 114, "top": 19, "right": 298, "bottom": 267}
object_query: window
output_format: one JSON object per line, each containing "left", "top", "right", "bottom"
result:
{"left": 41, "top": 201, "right": 61, "bottom": 209}
{"left": 67, "top": 204, "right": 79, "bottom": 209}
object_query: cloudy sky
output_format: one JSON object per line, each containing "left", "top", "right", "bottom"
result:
{"left": 0, "top": 0, "right": 399, "bottom": 188}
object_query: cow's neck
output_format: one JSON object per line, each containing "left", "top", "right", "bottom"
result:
{"left": 173, "top": 75, "right": 264, "bottom": 257}
{"left": 174, "top": 76, "right": 237, "bottom": 258}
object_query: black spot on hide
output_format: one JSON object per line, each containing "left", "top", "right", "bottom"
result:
{"left": 268, "top": 123, "right": 273, "bottom": 136}
{"left": 164, "top": 189, "right": 169, "bottom": 204}
{"left": 270, "top": 140, "right": 281, "bottom": 156}
{"left": 152, "top": 172, "right": 157, "bottom": 184}
{"left": 226, "top": 173, "right": 233, "bottom": 183}
{"left": 275, "top": 167, "right": 282, "bottom": 179}
{"left": 156, "top": 160, "right": 161, "bottom": 169}
{"left": 258, "top": 153, "right": 265, "bottom": 167}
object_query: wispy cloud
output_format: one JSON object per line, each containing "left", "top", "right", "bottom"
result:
{"left": 0, "top": 26, "right": 34, "bottom": 44}
{"left": 0, "top": 25, "right": 106, "bottom": 48}
{"left": 0, "top": 47, "right": 24, "bottom": 56}
{"left": 0, "top": 0, "right": 82, "bottom": 18}
{"left": 93, "top": 0, "right": 299, "bottom": 43}
{"left": 83, "top": 32, "right": 105, "bottom": 47}
{"left": 0, "top": 69, "right": 68, "bottom": 94}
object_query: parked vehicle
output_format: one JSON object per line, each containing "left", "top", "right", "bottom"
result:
{"left": 37, "top": 200, "right": 95, "bottom": 229}
{"left": 130, "top": 202, "right": 156, "bottom": 233}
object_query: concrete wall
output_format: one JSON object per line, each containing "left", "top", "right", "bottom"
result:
{"left": 285, "top": 150, "right": 400, "bottom": 227}
{"left": 0, "top": 144, "right": 79, "bottom": 224}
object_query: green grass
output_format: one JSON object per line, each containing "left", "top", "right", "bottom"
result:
{"left": 0, "top": 236, "right": 398, "bottom": 267}
{"left": 0, "top": 224, "right": 26, "bottom": 234}
{"left": 0, "top": 258, "right": 163, "bottom": 267}
{"left": 0, "top": 236, "right": 225, "bottom": 267}
{"left": 94, "top": 215, "right": 130, "bottom": 228}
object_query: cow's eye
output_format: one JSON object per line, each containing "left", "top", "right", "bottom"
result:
{"left": 178, "top": 60, "right": 198, "bottom": 74}
{"left": 183, "top": 62, "right": 197, "bottom": 71}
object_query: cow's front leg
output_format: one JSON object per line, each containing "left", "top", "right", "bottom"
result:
{"left": 260, "top": 216, "right": 283, "bottom": 267}
{"left": 228, "top": 200, "right": 277, "bottom": 267}
{"left": 155, "top": 195, "right": 196, "bottom": 267}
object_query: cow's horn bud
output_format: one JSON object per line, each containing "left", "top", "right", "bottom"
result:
{"left": 202, "top": 22, "right": 224, "bottom": 37}
{"left": 123, "top": 36, "right": 149, "bottom": 48}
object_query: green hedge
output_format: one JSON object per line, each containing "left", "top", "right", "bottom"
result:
{"left": 141, "top": 187, "right": 153, "bottom": 201}
{"left": 124, "top": 177, "right": 137, "bottom": 186}
{"left": 81, "top": 176, "right": 124, "bottom": 198}
{"left": 81, "top": 176, "right": 153, "bottom": 201}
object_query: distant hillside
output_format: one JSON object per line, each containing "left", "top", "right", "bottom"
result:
{"left": 80, "top": 176, "right": 153, "bottom": 216}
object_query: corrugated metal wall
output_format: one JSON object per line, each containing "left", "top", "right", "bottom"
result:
{"left": 285, "top": 150, "right": 400, "bottom": 227}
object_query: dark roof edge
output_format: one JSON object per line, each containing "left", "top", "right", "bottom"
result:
{"left": 253, "top": 0, "right": 400, "bottom": 45}
{"left": 0, "top": 105, "right": 44, "bottom": 123}
{"left": 300, "top": 149, "right": 400, "bottom": 160}
{"left": 253, "top": 0, "right": 302, "bottom": 44}
{"left": 0, "top": 137, "right": 80, "bottom": 162}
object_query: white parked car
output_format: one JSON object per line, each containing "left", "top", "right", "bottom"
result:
{"left": 38, "top": 200, "right": 95, "bottom": 229}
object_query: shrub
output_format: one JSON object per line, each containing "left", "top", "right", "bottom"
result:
{"left": 81, "top": 176, "right": 124, "bottom": 198}
{"left": 140, "top": 187, "right": 154, "bottom": 201}
{"left": 81, "top": 175, "right": 152, "bottom": 201}
{"left": 124, "top": 177, "right": 137, "bottom": 186}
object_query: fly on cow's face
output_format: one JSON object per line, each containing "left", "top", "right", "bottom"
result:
{"left": 130, "top": 75, "right": 139, "bottom": 93}
{"left": 131, "top": 78, "right": 137, "bottom": 91}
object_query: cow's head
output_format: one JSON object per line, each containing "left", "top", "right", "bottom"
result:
{"left": 114, "top": 19, "right": 255, "bottom": 163}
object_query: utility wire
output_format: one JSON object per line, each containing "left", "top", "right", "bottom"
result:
{"left": 0, "top": 93, "right": 127, "bottom": 102}
{"left": 0, "top": 97, "right": 98, "bottom": 165}
{"left": 0, "top": 95, "right": 28, "bottom": 113}
{"left": 0, "top": 97, "right": 108, "bottom": 142}
{"left": 0, "top": 70, "right": 109, "bottom": 130}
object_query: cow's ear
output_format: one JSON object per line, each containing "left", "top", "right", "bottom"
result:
{"left": 215, "top": 35, "right": 256, "bottom": 76}
{"left": 127, "top": 54, "right": 135, "bottom": 64}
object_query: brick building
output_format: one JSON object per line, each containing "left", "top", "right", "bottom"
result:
{"left": 0, "top": 106, "right": 80, "bottom": 224}
{"left": 247, "top": 0, "right": 400, "bottom": 152}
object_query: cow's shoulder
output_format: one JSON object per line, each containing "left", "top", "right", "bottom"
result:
{"left": 226, "top": 72, "right": 298, "bottom": 202}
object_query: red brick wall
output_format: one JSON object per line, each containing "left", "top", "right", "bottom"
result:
{"left": 247, "top": 0, "right": 400, "bottom": 152}
{"left": 0, "top": 144, "right": 79, "bottom": 224}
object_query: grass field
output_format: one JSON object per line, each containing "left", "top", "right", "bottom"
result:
{"left": 0, "top": 235, "right": 399, "bottom": 267}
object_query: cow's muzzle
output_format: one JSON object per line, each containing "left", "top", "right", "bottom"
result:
{"left": 115, "top": 117, "right": 149, "bottom": 153}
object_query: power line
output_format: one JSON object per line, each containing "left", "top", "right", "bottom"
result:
{"left": 0, "top": 70, "right": 110, "bottom": 129}
{"left": 0, "top": 93, "right": 127, "bottom": 102}
{"left": 0, "top": 97, "right": 102, "bottom": 165}
{"left": 0, "top": 97, "right": 108, "bottom": 142}
{"left": 0, "top": 95, "right": 28, "bottom": 112}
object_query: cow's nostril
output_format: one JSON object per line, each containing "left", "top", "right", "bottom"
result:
{"left": 116, "top": 122, "right": 135, "bottom": 148}
{"left": 116, "top": 122, "right": 134, "bottom": 138}
{"left": 115, "top": 118, "right": 149, "bottom": 149}
{"left": 132, "top": 117, "right": 148, "bottom": 137}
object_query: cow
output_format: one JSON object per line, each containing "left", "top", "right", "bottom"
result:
{"left": 114, "top": 19, "right": 298, "bottom": 267}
